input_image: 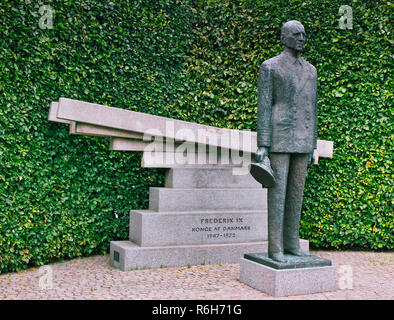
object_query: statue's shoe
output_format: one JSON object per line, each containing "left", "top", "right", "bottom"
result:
{"left": 284, "top": 248, "right": 310, "bottom": 257}
{"left": 269, "top": 252, "right": 287, "bottom": 263}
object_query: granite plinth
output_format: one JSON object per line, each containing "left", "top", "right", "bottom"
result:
{"left": 239, "top": 255, "right": 336, "bottom": 297}
{"left": 244, "top": 252, "right": 332, "bottom": 270}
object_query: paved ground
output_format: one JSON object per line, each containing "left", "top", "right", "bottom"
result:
{"left": 0, "top": 250, "right": 392, "bottom": 300}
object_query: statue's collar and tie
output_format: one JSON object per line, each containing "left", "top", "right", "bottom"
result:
{"left": 281, "top": 50, "right": 304, "bottom": 68}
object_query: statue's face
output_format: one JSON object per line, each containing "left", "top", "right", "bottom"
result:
{"left": 283, "top": 24, "right": 306, "bottom": 52}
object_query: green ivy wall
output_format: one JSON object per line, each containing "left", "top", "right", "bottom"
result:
{"left": 0, "top": 0, "right": 392, "bottom": 273}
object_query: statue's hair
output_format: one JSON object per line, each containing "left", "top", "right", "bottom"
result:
{"left": 280, "top": 20, "right": 304, "bottom": 44}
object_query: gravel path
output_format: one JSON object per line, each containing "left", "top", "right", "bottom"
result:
{"left": 0, "top": 250, "right": 392, "bottom": 300}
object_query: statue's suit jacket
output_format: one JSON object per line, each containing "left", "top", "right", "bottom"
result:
{"left": 257, "top": 51, "right": 317, "bottom": 153}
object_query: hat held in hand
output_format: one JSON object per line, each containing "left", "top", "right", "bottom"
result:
{"left": 249, "top": 156, "right": 276, "bottom": 188}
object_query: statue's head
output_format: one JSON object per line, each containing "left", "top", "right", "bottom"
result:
{"left": 280, "top": 20, "right": 306, "bottom": 52}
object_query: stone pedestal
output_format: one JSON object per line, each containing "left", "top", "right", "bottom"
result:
{"left": 239, "top": 253, "right": 335, "bottom": 297}
{"left": 109, "top": 167, "right": 309, "bottom": 270}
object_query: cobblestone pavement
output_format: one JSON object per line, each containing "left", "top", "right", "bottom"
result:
{"left": 0, "top": 251, "right": 392, "bottom": 300}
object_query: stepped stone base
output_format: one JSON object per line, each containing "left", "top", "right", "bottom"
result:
{"left": 149, "top": 187, "right": 267, "bottom": 212}
{"left": 109, "top": 240, "right": 309, "bottom": 271}
{"left": 164, "top": 167, "right": 261, "bottom": 188}
{"left": 130, "top": 209, "right": 267, "bottom": 247}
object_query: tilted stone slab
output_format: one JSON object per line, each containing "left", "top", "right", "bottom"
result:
{"left": 56, "top": 98, "right": 256, "bottom": 153}
{"left": 164, "top": 167, "right": 261, "bottom": 188}
{"left": 148, "top": 187, "right": 267, "bottom": 212}
{"left": 50, "top": 99, "right": 334, "bottom": 160}
{"left": 129, "top": 209, "right": 267, "bottom": 247}
{"left": 109, "top": 137, "right": 150, "bottom": 152}
{"left": 70, "top": 122, "right": 144, "bottom": 139}
{"left": 110, "top": 137, "right": 199, "bottom": 153}
{"left": 141, "top": 151, "right": 253, "bottom": 169}
{"left": 316, "top": 139, "right": 334, "bottom": 158}
{"left": 48, "top": 102, "right": 72, "bottom": 124}
{"left": 141, "top": 146, "right": 330, "bottom": 168}
{"left": 50, "top": 101, "right": 248, "bottom": 154}
{"left": 49, "top": 102, "right": 146, "bottom": 141}
{"left": 107, "top": 133, "right": 334, "bottom": 159}
{"left": 110, "top": 138, "right": 332, "bottom": 167}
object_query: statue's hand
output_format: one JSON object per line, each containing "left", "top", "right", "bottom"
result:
{"left": 255, "top": 147, "right": 269, "bottom": 163}
{"left": 307, "top": 150, "right": 316, "bottom": 167}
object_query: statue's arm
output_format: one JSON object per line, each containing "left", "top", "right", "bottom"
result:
{"left": 309, "top": 69, "right": 318, "bottom": 167}
{"left": 313, "top": 71, "right": 318, "bottom": 151}
{"left": 256, "top": 62, "right": 273, "bottom": 162}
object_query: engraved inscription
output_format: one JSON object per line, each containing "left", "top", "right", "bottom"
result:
{"left": 191, "top": 216, "right": 251, "bottom": 240}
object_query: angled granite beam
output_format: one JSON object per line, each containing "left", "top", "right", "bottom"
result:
{"left": 112, "top": 136, "right": 333, "bottom": 160}
{"left": 141, "top": 151, "right": 253, "bottom": 168}
{"left": 53, "top": 98, "right": 334, "bottom": 158}
{"left": 316, "top": 140, "right": 333, "bottom": 158}
{"left": 139, "top": 140, "right": 333, "bottom": 168}
{"left": 48, "top": 102, "right": 72, "bottom": 124}
{"left": 70, "top": 122, "right": 145, "bottom": 140}
{"left": 49, "top": 101, "right": 148, "bottom": 140}
{"left": 49, "top": 101, "right": 205, "bottom": 152}
{"left": 135, "top": 141, "right": 330, "bottom": 169}
{"left": 56, "top": 98, "right": 256, "bottom": 153}
{"left": 109, "top": 137, "right": 152, "bottom": 152}
{"left": 110, "top": 137, "right": 212, "bottom": 153}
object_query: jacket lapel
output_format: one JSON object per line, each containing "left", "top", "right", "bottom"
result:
{"left": 279, "top": 52, "right": 308, "bottom": 96}
{"left": 294, "top": 58, "right": 309, "bottom": 95}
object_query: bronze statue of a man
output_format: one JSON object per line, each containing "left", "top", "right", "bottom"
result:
{"left": 255, "top": 20, "right": 317, "bottom": 262}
